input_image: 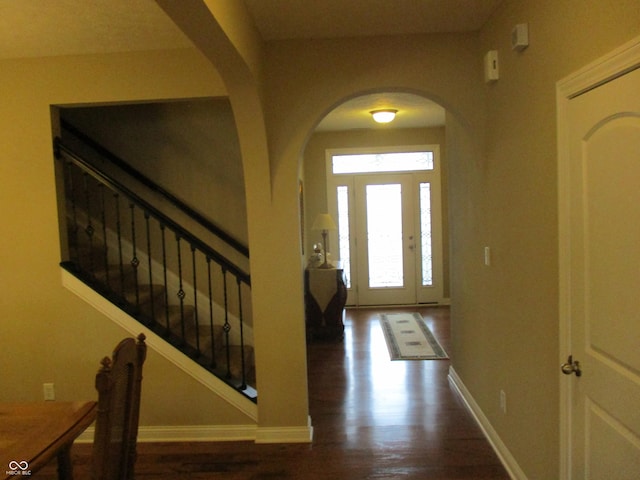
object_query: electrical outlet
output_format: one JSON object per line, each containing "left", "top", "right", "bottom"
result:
{"left": 43, "top": 383, "right": 55, "bottom": 401}
{"left": 500, "top": 390, "right": 507, "bottom": 414}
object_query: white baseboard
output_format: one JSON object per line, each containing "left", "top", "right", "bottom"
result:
{"left": 77, "top": 424, "right": 257, "bottom": 443}
{"left": 448, "top": 367, "right": 527, "bottom": 480}
{"left": 255, "top": 416, "right": 314, "bottom": 444}
{"left": 77, "top": 420, "right": 313, "bottom": 444}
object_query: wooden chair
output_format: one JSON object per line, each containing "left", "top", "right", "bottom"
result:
{"left": 91, "top": 333, "right": 147, "bottom": 480}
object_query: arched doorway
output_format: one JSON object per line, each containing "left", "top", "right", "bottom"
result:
{"left": 302, "top": 91, "right": 450, "bottom": 307}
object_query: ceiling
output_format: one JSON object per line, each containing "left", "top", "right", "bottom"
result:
{"left": 315, "top": 93, "right": 445, "bottom": 132}
{"left": 0, "top": 0, "right": 192, "bottom": 59}
{"left": 0, "top": 0, "right": 502, "bottom": 131}
{"left": 244, "top": 0, "right": 502, "bottom": 40}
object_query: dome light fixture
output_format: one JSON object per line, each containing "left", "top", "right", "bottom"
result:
{"left": 370, "top": 109, "right": 398, "bottom": 124}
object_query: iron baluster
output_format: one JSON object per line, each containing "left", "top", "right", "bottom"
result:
{"left": 83, "top": 172, "right": 95, "bottom": 275}
{"left": 176, "top": 234, "right": 186, "bottom": 344}
{"left": 114, "top": 193, "right": 125, "bottom": 299}
{"left": 222, "top": 266, "right": 231, "bottom": 379}
{"left": 237, "top": 275, "right": 247, "bottom": 390}
{"left": 66, "top": 161, "right": 80, "bottom": 264}
{"left": 129, "top": 203, "right": 140, "bottom": 308}
{"left": 191, "top": 244, "right": 200, "bottom": 354}
{"left": 99, "top": 184, "right": 110, "bottom": 290}
{"left": 207, "top": 256, "right": 216, "bottom": 368}
{"left": 160, "top": 224, "right": 170, "bottom": 332}
{"left": 144, "top": 211, "right": 155, "bottom": 321}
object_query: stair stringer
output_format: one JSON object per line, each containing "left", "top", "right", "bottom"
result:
{"left": 62, "top": 268, "right": 258, "bottom": 422}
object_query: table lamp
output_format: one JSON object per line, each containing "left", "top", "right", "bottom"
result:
{"left": 312, "top": 213, "right": 337, "bottom": 269}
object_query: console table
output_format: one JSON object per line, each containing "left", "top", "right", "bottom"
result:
{"left": 304, "top": 266, "right": 347, "bottom": 341}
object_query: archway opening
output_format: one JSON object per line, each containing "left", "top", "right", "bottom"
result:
{"left": 301, "top": 91, "right": 450, "bottom": 307}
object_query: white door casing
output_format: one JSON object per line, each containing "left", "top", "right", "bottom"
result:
{"left": 558, "top": 36, "right": 640, "bottom": 479}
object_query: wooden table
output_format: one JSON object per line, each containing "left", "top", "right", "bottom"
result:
{"left": 0, "top": 401, "right": 97, "bottom": 479}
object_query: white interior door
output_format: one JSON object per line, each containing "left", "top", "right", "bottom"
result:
{"left": 563, "top": 65, "right": 640, "bottom": 478}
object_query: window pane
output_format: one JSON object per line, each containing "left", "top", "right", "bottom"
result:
{"left": 333, "top": 151, "right": 433, "bottom": 174}
{"left": 420, "top": 183, "right": 433, "bottom": 286}
{"left": 336, "top": 186, "right": 351, "bottom": 288}
{"left": 366, "top": 184, "right": 404, "bottom": 288}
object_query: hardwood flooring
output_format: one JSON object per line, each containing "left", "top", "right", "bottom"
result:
{"left": 40, "top": 306, "right": 509, "bottom": 479}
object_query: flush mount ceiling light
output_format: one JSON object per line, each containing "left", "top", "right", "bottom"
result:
{"left": 370, "top": 109, "right": 398, "bottom": 124}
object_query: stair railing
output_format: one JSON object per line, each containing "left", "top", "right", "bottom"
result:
{"left": 54, "top": 138, "right": 255, "bottom": 399}
{"left": 61, "top": 119, "right": 249, "bottom": 259}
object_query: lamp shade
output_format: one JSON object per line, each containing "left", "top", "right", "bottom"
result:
{"left": 312, "top": 213, "right": 337, "bottom": 231}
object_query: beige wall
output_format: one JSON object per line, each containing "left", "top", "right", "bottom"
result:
{"left": 0, "top": 49, "right": 252, "bottom": 426}
{"left": 303, "top": 127, "right": 450, "bottom": 298}
{"left": 462, "top": 1, "right": 639, "bottom": 478}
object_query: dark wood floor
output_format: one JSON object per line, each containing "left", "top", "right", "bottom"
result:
{"left": 40, "top": 306, "right": 509, "bottom": 479}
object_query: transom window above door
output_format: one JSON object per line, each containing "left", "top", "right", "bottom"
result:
{"left": 332, "top": 150, "right": 434, "bottom": 174}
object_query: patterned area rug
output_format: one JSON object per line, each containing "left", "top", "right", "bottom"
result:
{"left": 379, "top": 312, "right": 448, "bottom": 360}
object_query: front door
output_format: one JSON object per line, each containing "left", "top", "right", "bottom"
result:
{"left": 560, "top": 57, "right": 640, "bottom": 477}
{"left": 355, "top": 174, "right": 417, "bottom": 305}
{"left": 326, "top": 147, "right": 444, "bottom": 306}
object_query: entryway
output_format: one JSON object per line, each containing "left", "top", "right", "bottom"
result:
{"left": 326, "top": 146, "right": 444, "bottom": 306}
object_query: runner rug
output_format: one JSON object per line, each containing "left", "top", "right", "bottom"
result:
{"left": 379, "top": 312, "right": 448, "bottom": 360}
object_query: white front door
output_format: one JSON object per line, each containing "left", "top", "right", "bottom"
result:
{"left": 355, "top": 174, "right": 417, "bottom": 305}
{"left": 559, "top": 49, "right": 640, "bottom": 477}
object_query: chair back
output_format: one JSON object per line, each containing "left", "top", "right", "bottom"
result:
{"left": 92, "top": 333, "right": 147, "bottom": 480}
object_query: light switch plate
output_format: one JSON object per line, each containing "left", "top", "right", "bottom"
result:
{"left": 484, "top": 50, "right": 499, "bottom": 83}
{"left": 43, "top": 383, "right": 55, "bottom": 401}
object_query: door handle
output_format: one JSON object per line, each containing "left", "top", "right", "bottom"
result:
{"left": 561, "top": 355, "right": 582, "bottom": 377}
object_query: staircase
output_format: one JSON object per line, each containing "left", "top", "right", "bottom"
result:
{"left": 55, "top": 127, "right": 256, "bottom": 401}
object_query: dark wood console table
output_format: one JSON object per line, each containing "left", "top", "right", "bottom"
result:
{"left": 304, "top": 267, "right": 347, "bottom": 341}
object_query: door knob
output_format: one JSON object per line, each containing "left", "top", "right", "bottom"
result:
{"left": 561, "top": 355, "right": 582, "bottom": 377}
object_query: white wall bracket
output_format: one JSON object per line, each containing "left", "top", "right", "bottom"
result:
{"left": 512, "top": 23, "right": 529, "bottom": 51}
